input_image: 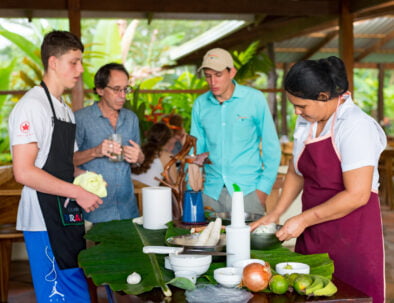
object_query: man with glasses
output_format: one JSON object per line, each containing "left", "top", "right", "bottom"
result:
{"left": 74, "top": 63, "right": 144, "bottom": 223}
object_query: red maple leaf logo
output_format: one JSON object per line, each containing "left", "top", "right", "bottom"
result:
{"left": 20, "top": 121, "right": 30, "bottom": 133}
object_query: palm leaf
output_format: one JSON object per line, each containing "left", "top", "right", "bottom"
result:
{"left": 0, "top": 27, "right": 42, "bottom": 66}
{"left": 89, "top": 20, "right": 122, "bottom": 70}
{"left": 0, "top": 59, "right": 16, "bottom": 108}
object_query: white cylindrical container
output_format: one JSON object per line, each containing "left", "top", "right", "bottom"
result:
{"left": 226, "top": 225, "right": 251, "bottom": 267}
{"left": 231, "top": 191, "right": 245, "bottom": 227}
{"left": 142, "top": 187, "right": 172, "bottom": 229}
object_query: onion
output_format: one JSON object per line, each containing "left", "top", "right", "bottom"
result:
{"left": 242, "top": 262, "right": 272, "bottom": 292}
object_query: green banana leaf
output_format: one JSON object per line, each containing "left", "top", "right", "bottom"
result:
{"left": 79, "top": 220, "right": 173, "bottom": 296}
{"left": 79, "top": 220, "right": 334, "bottom": 297}
{"left": 0, "top": 27, "right": 42, "bottom": 67}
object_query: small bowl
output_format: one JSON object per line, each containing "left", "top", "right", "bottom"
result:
{"left": 251, "top": 224, "right": 283, "bottom": 250}
{"left": 169, "top": 254, "right": 212, "bottom": 276}
{"left": 175, "top": 270, "right": 197, "bottom": 284}
{"left": 164, "top": 256, "right": 172, "bottom": 270}
{"left": 207, "top": 212, "right": 262, "bottom": 226}
{"left": 275, "top": 262, "right": 310, "bottom": 275}
{"left": 233, "top": 259, "right": 266, "bottom": 270}
{"left": 214, "top": 267, "right": 242, "bottom": 288}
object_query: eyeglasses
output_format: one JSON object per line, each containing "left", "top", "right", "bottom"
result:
{"left": 106, "top": 85, "right": 133, "bottom": 94}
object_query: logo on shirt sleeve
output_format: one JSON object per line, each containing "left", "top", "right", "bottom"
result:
{"left": 20, "top": 121, "right": 31, "bottom": 134}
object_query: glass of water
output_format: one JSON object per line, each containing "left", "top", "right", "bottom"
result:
{"left": 108, "top": 133, "right": 123, "bottom": 162}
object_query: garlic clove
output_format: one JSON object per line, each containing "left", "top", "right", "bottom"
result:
{"left": 127, "top": 272, "right": 142, "bottom": 284}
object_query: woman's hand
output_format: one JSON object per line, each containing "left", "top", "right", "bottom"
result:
{"left": 250, "top": 212, "right": 280, "bottom": 231}
{"left": 276, "top": 214, "right": 308, "bottom": 241}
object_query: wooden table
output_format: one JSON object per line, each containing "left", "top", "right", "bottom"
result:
{"left": 80, "top": 220, "right": 371, "bottom": 303}
{"left": 111, "top": 277, "right": 371, "bottom": 302}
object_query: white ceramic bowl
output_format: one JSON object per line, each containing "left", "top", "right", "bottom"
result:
{"left": 169, "top": 254, "right": 212, "bottom": 276}
{"left": 175, "top": 270, "right": 197, "bottom": 284}
{"left": 275, "top": 262, "right": 310, "bottom": 275}
{"left": 164, "top": 256, "right": 172, "bottom": 270}
{"left": 233, "top": 259, "right": 266, "bottom": 270}
{"left": 214, "top": 267, "right": 242, "bottom": 288}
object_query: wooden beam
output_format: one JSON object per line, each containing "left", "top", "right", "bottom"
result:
{"left": 355, "top": 29, "right": 394, "bottom": 62}
{"left": 351, "top": 0, "right": 394, "bottom": 14}
{"left": 0, "top": 0, "right": 339, "bottom": 16}
{"left": 299, "top": 30, "right": 338, "bottom": 61}
{"left": 176, "top": 16, "right": 337, "bottom": 66}
{"left": 339, "top": 0, "right": 354, "bottom": 93}
{"left": 67, "top": 0, "right": 84, "bottom": 111}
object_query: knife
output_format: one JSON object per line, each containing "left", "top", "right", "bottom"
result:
{"left": 143, "top": 246, "right": 229, "bottom": 256}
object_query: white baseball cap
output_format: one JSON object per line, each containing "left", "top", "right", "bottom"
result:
{"left": 198, "top": 48, "right": 234, "bottom": 72}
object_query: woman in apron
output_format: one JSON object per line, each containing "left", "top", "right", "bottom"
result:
{"left": 251, "top": 56, "right": 385, "bottom": 303}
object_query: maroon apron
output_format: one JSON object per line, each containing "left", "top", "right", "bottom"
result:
{"left": 295, "top": 107, "right": 385, "bottom": 303}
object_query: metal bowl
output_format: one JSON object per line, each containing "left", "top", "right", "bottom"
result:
{"left": 207, "top": 212, "right": 262, "bottom": 226}
{"left": 251, "top": 224, "right": 284, "bottom": 250}
{"left": 166, "top": 233, "right": 226, "bottom": 252}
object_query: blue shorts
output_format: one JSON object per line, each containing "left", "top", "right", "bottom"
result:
{"left": 23, "top": 231, "right": 91, "bottom": 303}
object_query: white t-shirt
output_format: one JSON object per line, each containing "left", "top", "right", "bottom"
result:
{"left": 8, "top": 86, "right": 76, "bottom": 231}
{"left": 293, "top": 95, "right": 387, "bottom": 191}
{"left": 132, "top": 157, "right": 163, "bottom": 187}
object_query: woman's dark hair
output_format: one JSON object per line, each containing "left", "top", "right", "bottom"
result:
{"left": 94, "top": 63, "right": 129, "bottom": 93}
{"left": 41, "top": 30, "right": 84, "bottom": 71}
{"left": 132, "top": 123, "right": 173, "bottom": 175}
{"left": 284, "top": 56, "right": 349, "bottom": 100}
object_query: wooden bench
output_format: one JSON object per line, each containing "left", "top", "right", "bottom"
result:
{"left": 0, "top": 165, "right": 23, "bottom": 303}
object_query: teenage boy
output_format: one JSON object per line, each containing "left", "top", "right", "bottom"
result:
{"left": 8, "top": 30, "right": 102, "bottom": 302}
{"left": 191, "top": 48, "right": 281, "bottom": 215}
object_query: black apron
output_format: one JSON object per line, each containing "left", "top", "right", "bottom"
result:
{"left": 37, "top": 81, "right": 85, "bottom": 269}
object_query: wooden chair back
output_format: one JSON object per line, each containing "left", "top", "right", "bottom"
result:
{"left": 0, "top": 165, "right": 22, "bottom": 225}
{"left": 0, "top": 165, "right": 23, "bottom": 302}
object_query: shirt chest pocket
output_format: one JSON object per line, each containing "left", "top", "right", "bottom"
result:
{"left": 231, "top": 117, "right": 255, "bottom": 143}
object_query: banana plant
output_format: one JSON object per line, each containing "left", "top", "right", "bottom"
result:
{"left": 232, "top": 41, "right": 274, "bottom": 83}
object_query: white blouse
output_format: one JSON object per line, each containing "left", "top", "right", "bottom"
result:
{"left": 292, "top": 95, "right": 387, "bottom": 191}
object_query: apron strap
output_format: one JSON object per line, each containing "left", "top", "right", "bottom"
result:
{"left": 41, "top": 81, "right": 57, "bottom": 124}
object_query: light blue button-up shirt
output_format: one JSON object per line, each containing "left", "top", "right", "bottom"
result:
{"left": 190, "top": 81, "right": 281, "bottom": 200}
{"left": 75, "top": 103, "right": 140, "bottom": 223}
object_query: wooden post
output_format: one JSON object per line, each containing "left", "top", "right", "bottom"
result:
{"left": 68, "top": 0, "right": 84, "bottom": 111}
{"left": 338, "top": 0, "right": 354, "bottom": 94}
{"left": 281, "top": 63, "right": 289, "bottom": 137}
{"left": 267, "top": 42, "right": 278, "bottom": 129}
{"left": 377, "top": 63, "right": 384, "bottom": 125}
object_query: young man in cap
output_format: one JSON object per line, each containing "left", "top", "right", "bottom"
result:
{"left": 190, "top": 48, "right": 281, "bottom": 214}
{"left": 8, "top": 30, "right": 102, "bottom": 302}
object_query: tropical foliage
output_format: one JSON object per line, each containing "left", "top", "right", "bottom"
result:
{"left": 0, "top": 18, "right": 393, "bottom": 164}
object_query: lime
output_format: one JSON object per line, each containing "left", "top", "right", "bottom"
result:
{"left": 269, "top": 274, "right": 289, "bottom": 295}
{"left": 286, "top": 273, "right": 299, "bottom": 287}
{"left": 293, "top": 275, "right": 313, "bottom": 295}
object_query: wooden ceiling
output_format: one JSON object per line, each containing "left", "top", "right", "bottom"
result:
{"left": 1, "top": 0, "right": 393, "bottom": 67}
